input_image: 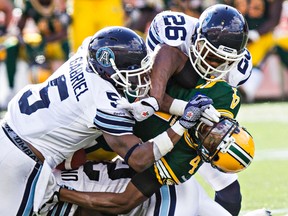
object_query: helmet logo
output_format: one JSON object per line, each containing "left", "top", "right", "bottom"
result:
{"left": 202, "top": 12, "right": 212, "bottom": 27}
{"left": 96, "top": 47, "right": 115, "bottom": 67}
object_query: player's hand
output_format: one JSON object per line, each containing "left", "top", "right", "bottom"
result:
{"left": 200, "top": 104, "right": 220, "bottom": 126}
{"left": 117, "top": 97, "right": 159, "bottom": 122}
{"left": 179, "top": 94, "right": 215, "bottom": 129}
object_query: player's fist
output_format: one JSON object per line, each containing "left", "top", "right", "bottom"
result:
{"left": 179, "top": 94, "right": 213, "bottom": 129}
{"left": 117, "top": 97, "right": 159, "bottom": 122}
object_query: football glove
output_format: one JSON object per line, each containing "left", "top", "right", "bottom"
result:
{"left": 117, "top": 97, "right": 159, "bottom": 122}
{"left": 179, "top": 94, "right": 215, "bottom": 129}
{"left": 200, "top": 104, "right": 220, "bottom": 126}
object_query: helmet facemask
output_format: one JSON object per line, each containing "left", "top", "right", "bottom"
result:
{"left": 89, "top": 54, "right": 152, "bottom": 98}
{"left": 189, "top": 4, "right": 249, "bottom": 82}
{"left": 110, "top": 55, "right": 152, "bottom": 98}
{"left": 190, "top": 34, "right": 244, "bottom": 81}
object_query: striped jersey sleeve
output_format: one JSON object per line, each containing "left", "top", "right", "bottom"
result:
{"left": 146, "top": 18, "right": 163, "bottom": 52}
{"left": 94, "top": 109, "right": 135, "bottom": 135}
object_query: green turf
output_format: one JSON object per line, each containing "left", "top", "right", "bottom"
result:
{"left": 238, "top": 160, "right": 288, "bottom": 212}
{"left": 196, "top": 102, "right": 288, "bottom": 216}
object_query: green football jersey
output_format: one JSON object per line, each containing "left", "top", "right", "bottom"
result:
{"left": 133, "top": 79, "right": 241, "bottom": 185}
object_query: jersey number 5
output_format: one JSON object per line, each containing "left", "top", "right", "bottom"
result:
{"left": 18, "top": 75, "right": 69, "bottom": 115}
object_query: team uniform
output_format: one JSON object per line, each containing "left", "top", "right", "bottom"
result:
{"left": 0, "top": 37, "right": 135, "bottom": 215}
{"left": 145, "top": 10, "right": 251, "bottom": 192}
{"left": 133, "top": 78, "right": 241, "bottom": 185}
{"left": 47, "top": 77, "right": 241, "bottom": 215}
{"left": 146, "top": 10, "right": 252, "bottom": 88}
{"left": 47, "top": 159, "right": 231, "bottom": 216}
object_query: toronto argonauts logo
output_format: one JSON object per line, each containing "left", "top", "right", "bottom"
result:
{"left": 96, "top": 47, "right": 115, "bottom": 67}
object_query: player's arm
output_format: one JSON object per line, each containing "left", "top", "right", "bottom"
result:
{"left": 60, "top": 181, "right": 147, "bottom": 214}
{"left": 117, "top": 44, "right": 196, "bottom": 120}
{"left": 59, "top": 168, "right": 161, "bottom": 214}
{"left": 105, "top": 94, "right": 214, "bottom": 173}
{"left": 149, "top": 44, "right": 187, "bottom": 112}
{"left": 102, "top": 126, "right": 181, "bottom": 172}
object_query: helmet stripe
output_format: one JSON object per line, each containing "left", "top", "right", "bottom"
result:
{"left": 228, "top": 144, "right": 253, "bottom": 167}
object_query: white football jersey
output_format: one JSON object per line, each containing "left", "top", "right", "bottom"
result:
{"left": 47, "top": 159, "right": 231, "bottom": 216}
{"left": 146, "top": 10, "right": 252, "bottom": 87}
{"left": 4, "top": 37, "right": 134, "bottom": 168}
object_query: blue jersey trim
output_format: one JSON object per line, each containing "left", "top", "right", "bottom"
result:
{"left": 147, "top": 26, "right": 161, "bottom": 51}
{"left": 94, "top": 109, "right": 135, "bottom": 134}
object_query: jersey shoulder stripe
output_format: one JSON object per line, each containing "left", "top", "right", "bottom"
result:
{"left": 94, "top": 109, "right": 135, "bottom": 135}
{"left": 146, "top": 24, "right": 162, "bottom": 51}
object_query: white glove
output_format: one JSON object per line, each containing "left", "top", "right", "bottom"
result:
{"left": 200, "top": 104, "right": 220, "bottom": 126}
{"left": 33, "top": 161, "right": 61, "bottom": 214}
{"left": 117, "top": 97, "right": 159, "bottom": 122}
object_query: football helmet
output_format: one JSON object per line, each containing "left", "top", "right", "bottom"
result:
{"left": 187, "top": 117, "right": 255, "bottom": 173}
{"left": 88, "top": 26, "right": 152, "bottom": 97}
{"left": 189, "top": 4, "right": 249, "bottom": 81}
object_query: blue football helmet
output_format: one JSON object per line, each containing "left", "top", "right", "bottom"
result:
{"left": 189, "top": 4, "right": 249, "bottom": 81}
{"left": 88, "top": 26, "right": 152, "bottom": 97}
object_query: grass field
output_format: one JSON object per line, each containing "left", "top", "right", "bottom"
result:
{"left": 196, "top": 101, "right": 288, "bottom": 216}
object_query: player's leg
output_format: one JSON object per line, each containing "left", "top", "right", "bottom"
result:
{"left": 195, "top": 177, "right": 231, "bottom": 216}
{"left": 197, "top": 162, "right": 241, "bottom": 216}
{"left": 146, "top": 179, "right": 199, "bottom": 216}
{"left": 0, "top": 126, "right": 41, "bottom": 215}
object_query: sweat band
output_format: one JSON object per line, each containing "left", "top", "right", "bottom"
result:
{"left": 152, "top": 132, "right": 174, "bottom": 159}
{"left": 171, "top": 121, "right": 186, "bottom": 136}
{"left": 169, "top": 99, "right": 187, "bottom": 116}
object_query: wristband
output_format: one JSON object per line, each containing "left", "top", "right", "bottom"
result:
{"left": 171, "top": 121, "right": 186, "bottom": 136}
{"left": 169, "top": 99, "right": 187, "bottom": 116}
{"left": 152, "top": 132, "right": 174, "bottom": 159}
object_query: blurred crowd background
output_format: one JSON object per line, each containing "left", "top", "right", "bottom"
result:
{"left": 1, "top": 0, "right": 288, "bottom": 111}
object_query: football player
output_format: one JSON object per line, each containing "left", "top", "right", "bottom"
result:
{"left": 0, "top": 26, "right": 214, "bottom": 215}
{"left": 35, "top": 41, "right": 254, "bottom": 214}
{"left": 115, "top": 4, "right": 252, "bottom": 215}
{"left": 37, "top": 117, "right": 255, "bottom": 215}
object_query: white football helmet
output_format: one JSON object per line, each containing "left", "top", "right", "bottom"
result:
{"left": 189, "top": 4, "right": 249, "bottom": 81}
